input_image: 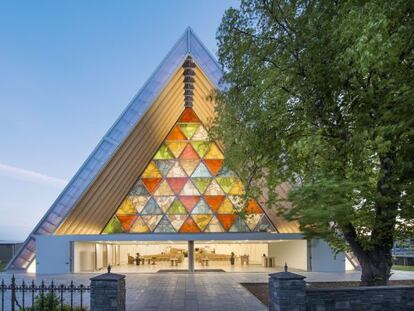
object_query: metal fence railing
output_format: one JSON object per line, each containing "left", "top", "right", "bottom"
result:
{"left": 1, "top": 275, "right": 89, "bottom": 311}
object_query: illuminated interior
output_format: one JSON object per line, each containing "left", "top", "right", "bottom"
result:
{"left": 102, "top": 108, "right": 276, "bottom": 234}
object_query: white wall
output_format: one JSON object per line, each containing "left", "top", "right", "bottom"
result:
{"left": 36, "top": 236, "right": 71, "bottom": 274}
{"left": 73, "top": 242, "right": 95, "bottom": 273}
{"left": 196, "top": 243, "right": 268, "bottom": 264}
{"left": 310, "top": 239, "right": 345, "bottom": 272}
{"left": 268, "top": 240, "right": 307, "bottom": 270}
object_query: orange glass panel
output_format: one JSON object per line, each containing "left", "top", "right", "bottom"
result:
{"left": 204, "top": 195, "right": 225, "bottom": 213}
{"left": 217, "top": 214, "right": 237, "bottom": 231}
{"left": 166, "top": 177, "right": 188, "bottom": 194}
{"left": 246, "top": 199, "right": 263, "bottom": 214}
{"left": 141, "top": 178, "right": 162, "bottom": 193}
{"left": 204, "top": 159, "right": 223, "bottom": 176}
{"left": 166, "top": 125, "right": 187, "bottom": 141}
{"left": 178, "top": 107, "right": 200, "bottom": 123}
{"left": 179, "top": 216, "right": 201, "bottom": 233}
{"left": 116, "top": 215, "right": 138, "bottom": 232}
{"left": 180, "top": 144, "right": 199, "bottom": 160}
{"left": 179, "top": 196, "right": 200, "bottom": 213}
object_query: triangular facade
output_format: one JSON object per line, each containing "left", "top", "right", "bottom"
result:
{"left": 102, "top": 107, "right": 275, "bottom": 234}
{"left": 7, "top": 28, "right": 285, "bottom": 272}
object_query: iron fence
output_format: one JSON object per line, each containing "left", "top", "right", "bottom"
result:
{"left": 0, "top": 275, "right": 89, "bottom": 311}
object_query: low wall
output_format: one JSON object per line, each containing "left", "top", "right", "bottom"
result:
{"left": 306, "top": 286, "right": 414, "bottom": 310}
{"left": 269, "top": 271, "right": 414, "bottom": 311}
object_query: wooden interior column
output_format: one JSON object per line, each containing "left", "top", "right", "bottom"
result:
{"left": 188, "top": 240, "right": 195, "bottom": 272}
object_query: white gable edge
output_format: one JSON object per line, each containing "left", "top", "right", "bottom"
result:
{"left": 7, "top": 27, "right": 223, "bottom": 270}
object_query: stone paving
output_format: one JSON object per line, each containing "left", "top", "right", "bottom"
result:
{"left": 1, "top": 270, "right": 414, "bottom": 311}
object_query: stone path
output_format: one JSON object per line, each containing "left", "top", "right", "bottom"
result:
{"left": 1, "top": 270, "right": 414, "bottom": 311}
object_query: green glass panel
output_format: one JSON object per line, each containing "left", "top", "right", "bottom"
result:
{"left": 167, "top": 199, "right": 187, "bottom": 215}
{"left": 216, "top": 177, "right": 236, "bottom": 194}
{"left": 103, "top": 217, "right": 123, "bottom": 234}
{"left": 179, "top": 124, "right": 199, "bottom": 139}
{"left": 191, "top": 141, "right": 211, "bottom": 158}
{"left": 192, "top": 178, "right": 211, "bottom": 194}
{"left": 154, "top": 144, "right": 174, "bottom": 160}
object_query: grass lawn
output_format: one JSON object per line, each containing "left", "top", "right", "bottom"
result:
{"left": 392, "top": 265, "right": 414, "bottom": 271}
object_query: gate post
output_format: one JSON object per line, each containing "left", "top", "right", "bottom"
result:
{"left": 268, "top": 265, "right": 306, "bottom": 311}
{"left": 90, "top": 266, "right": 126, "bottom": 311}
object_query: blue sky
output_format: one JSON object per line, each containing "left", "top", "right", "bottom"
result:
{"left": 0, "top": 0, "right": 238, "bottom": 240}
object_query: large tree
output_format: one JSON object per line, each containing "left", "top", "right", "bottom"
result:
{"left": 214, "top": 0, "right": 414, "bottom": 285}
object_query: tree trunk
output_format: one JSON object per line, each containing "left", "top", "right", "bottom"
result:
{"left": 358, "top": 248, "right": 393, "bottom": 286}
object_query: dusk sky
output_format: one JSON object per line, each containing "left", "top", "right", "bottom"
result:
{"left": 0, "top": 0, "right": 238, "bottom": 240}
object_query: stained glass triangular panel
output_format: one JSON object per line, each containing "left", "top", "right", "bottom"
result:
{"left": 246, "top": 199, "right": 264, "bottom": 214}
{"left": 154, "top": 196, "right": 175, "bottom": 213}
{"left": 130, "top": 195, "right": 150, "bottom": 213}
{"left": 130, "top": 180, "right": 149, "bottom": 196}
{"left": 191, "top": 141, "right": 211, "bottom": 158}
{"left": 141, "top": 178, "right": 162, "bottom": 193}
{"left": 179, "top": 124, "right": 199, "bottom": 139}
{"left": 179, "top": 107, "right": 200, "bottom": 123}
{"left": 180, "top": 159, "right": 199, "bottom": 176}
{"left": 205, "top": 216, "right": 225, "bottom": 232}
{"left": 179, "top": 144, "right": 199, "bottom": 160}
{"left": 142, "top": 161, "right": 162, "bottom": 178}
{"left": 153, "top": 180, "right": 174, "bottom": 196}
{"left": 167, "top": 199, "right": 187, "bottom": 215}
{"left": 180, "top": 179, "right": 200, "bottom": 196}
{"left": 116, "top": 197, "right": 138, "bottom": 215}
{"left": 154, "top": 144, "right": 174, "bottom": 160}
{"left": 154, "top": 160, "right": 175, "bottom": 177}
{"left": 228, "top": 180, "right": 245, "bottom": 195}
{"left": 154, "top": 216, "right": 175, "bottom": 232}
{"left": 204, "top": 179, "right": 224, "bottom": 196}
{"left": 141, "top": 198, "right": 162, "bottom": 215}
{"left": 192, "top": 178, "right": 211, "bottom": 194}
{"left": 167, "top": 214, "right": 187, "bottom": 231}
{"left": 130, "top": 216, "right": 150, "bottom": 233}
{"left": 229, "top": 217, "right": 250, "bottom": 232}
{"left": 204, "top": 159, "right": 223, "bottom": 176}
{"left": 167, "top": 161, "right": 187, "bottom": 178}
{"left": 166, "top": 142, "right": 187, "bottom": 158}
{"left": 217, "top": 198, "right": 235, "bottom": 214}
{"left": 103, "top": 217, "right": 123, "bottom": 234}
{"left": 166, "top": 125, "right": 187, "bottom": 141}
{"left": 204, "top": 143, "right": 224, "bottom": 159}
{"left": 117, "top": 215, "right": 138, "bottom": 231}
{"left": 191, "top": 125, "right": 209, "bottom": 141}
{"left": 191, "top": 198, "right": 212, "bottom": 214}
{"left": 192, "top": 162, "right": 211, "bottom": 178}
{"left": 245, "top": 214, "right": 263, "bottom": 231}
{"left": 217, "top": 214, "right": 237, "bottom": 231}
{"left": 142, "top": 215, "right": 163, "bottom": 231}
{"left": 216, "top": 177, "right": 236, "bottom": 194}
{"left": 254, "top": 215, "right": 276, "bottom": 232}
{"left": 192, "top": 214, "right": 213, "bottom": 231}
{"left": 204, "top": 195, "right": 225, "bottom": 213}
{"left": 166, "top": 177, "right": 188, "bottom": 194}
{"left": 179, "top": 196, "right": 200, "bottom": 213}
{"left": 179, "top": 216, "right": 200, "bottom": 233}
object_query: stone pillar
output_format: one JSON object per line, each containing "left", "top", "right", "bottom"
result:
{"left": 268, "top": 268, "right": 306, "bottom": 311}
{"left": 90, "top": 268, "right": 126, "bottom": 311}
{"left": 188, "top": 240, "right": 194, "bottom": 272}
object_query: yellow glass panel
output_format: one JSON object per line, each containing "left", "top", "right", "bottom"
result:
{"left": 228, "top": 180, "right": 245, "bottom": 195}
{"left": 180, "top": 159, "right": 199, "bottom": 176}
{"left": 204, "top": 143, "right": 224, "bottom": 159}
{"left": 217, "top": 198, "right": 235, "bottom": 214}
{"left": 116, "top": 197, "right": 137, "bottom": 215}
{"left": 153, "top": 180, "right": 174, "bottom": 196}
{"left": 192, "top": 214, "right": 213, "bottom": 231}
{"left": 141, "top": 161, "right": 162, "bottom": 178}
{"left": 166, "top": 142, "right": 187, "bottom": 158}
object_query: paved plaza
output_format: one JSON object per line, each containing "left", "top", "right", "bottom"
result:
{"left": 1, "top": 270, "right": 414, "bottom": 310}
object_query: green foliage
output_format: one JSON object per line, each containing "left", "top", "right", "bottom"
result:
{"left": 23, "top": 292, "right": 87, "bottom": 311}
{"left": 0, "top": 261, "right": 5, "bottom": 272}
{"left": 392, "top": 265, "right": 414, "bottom": 272}
{"left": 214, "top": 0, "right": 414, "bottom": 283}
